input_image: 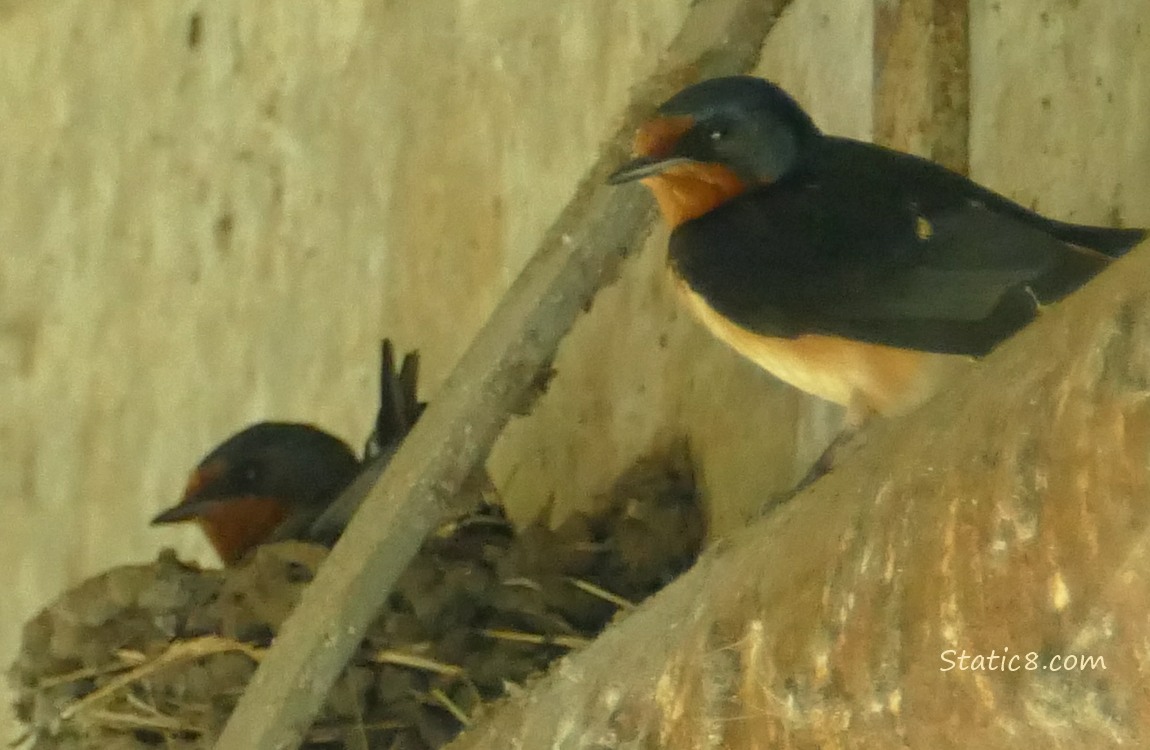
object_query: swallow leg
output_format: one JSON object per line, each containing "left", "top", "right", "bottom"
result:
{"left": 763, "top": 398, "right": 874, "bottom": 511}
{"left": 792, "top": 424, "right": 861, "bottom": 491}
{"left": 792, "top": 394, "right": 879, "bottom": 489}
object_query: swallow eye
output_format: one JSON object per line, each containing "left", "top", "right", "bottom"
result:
{"left": 235, "top": 461, "right": 262, "bottom": 489}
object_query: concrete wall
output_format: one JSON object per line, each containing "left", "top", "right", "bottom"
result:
{"left": 2, "top": 0, "right": 1147, "bottom": 739}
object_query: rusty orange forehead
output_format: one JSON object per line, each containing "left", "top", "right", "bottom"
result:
{"left": 182, "top": 458, "right": 226, "bottom": 502}
{"left": 633, "top": 115, "right": 695, "bottom": 158}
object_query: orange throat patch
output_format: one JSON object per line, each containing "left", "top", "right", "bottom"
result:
{"left": 195, "top": 496, "right": 290, "bottom": 566}
{"left": 641, "top": 163, "right": 747, "bottom": 228}
{"left": 630, "top": 115, "right": 747, "bottom": 228}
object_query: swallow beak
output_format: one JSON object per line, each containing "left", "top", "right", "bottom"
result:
{"left": 607, "top": 155, "right": 697, "bottom": 184}
{"left": 150, "top": 496, "right": 222, "bottom": 525}
{"left": 152, "top": 462, "right": 227, "bottom": 525}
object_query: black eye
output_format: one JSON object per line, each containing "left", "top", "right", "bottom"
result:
{"left": 709, "top": 128, "right": 726, "bottom": 142}
{"left": 235, "top": 461, "right": 262, "bottom": 488}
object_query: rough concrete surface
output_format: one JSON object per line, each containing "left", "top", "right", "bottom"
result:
{"left": 1, "top": 0, "right": 1148, "bottom": 742}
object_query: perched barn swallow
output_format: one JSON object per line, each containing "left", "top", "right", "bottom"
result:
{"left": 151, "top": 340, "right": 425, "bottom": 565}
{"left": 609, "top": 76, "right": 1146, "bottom": 424}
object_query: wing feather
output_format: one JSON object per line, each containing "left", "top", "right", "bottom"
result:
{"left": 669, "top": 138, "right": 1133, "bottom": 356}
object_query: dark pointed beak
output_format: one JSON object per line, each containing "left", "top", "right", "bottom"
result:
{"left": 153, "top": 461, "right": 228, "bottom": 524}
{"left": 151, "top": 497, "right": 221, "bottom": 525}
{"left": 607, "top": 155, "right": 696, "bottom": 184}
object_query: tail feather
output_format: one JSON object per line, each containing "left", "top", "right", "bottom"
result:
{"left": 1032, "top": 246, "right": 1111, "bottom": 303}
{"left": 364, "top": 339, "right": 425, "bottom": 462}
{"left": 314, "top": 339, "right": 427, "bottom": 546}
{"left": 1048, "top": 221, "right": 1146, "bottom": 257}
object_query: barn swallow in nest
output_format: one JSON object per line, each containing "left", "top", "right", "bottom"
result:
{"left": 609, "top": 76, "right": 1145, "bottom": 467}
{"left": 151, "top": 340, "right": 428, "bottom": 565}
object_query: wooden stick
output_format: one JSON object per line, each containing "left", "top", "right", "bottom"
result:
{"left": 371, "top": 649, "right": 465, "bottom": 677}
{"left": 60, "top": 636, "right": 262, "bottom": 721}
{"left": 567, "top": 576, "right": 636, "bottom": 610}
{"left": 214, "top": 1, "right": 793, "bottom": 747}
{"left": 479, "top": 628, "right": 592, "bottom": 650}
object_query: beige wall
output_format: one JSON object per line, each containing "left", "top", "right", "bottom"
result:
{"left": 2, "top": 0, "right": 1147, "bottom": 740}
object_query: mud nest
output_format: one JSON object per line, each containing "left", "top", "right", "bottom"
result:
{"left": 10, "top": 446, "right": 704, "bottom": 749}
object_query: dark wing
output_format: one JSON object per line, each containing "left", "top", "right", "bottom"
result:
{"left": 670, "top": 137, "right": 1145, "bottom": 356}
{"left": 812, "top": 137, "right": 1144, "bottom": 257}
{"left": 300, "top": 459, "right": 387, "bottom": 547}
{"left": 303, "top": 340, "right": 428, "bottom": 546}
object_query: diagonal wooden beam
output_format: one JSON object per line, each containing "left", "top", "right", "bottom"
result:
{"left": 214, "top": 0, "right": 794, "bottom": 747}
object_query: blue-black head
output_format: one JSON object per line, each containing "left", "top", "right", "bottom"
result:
{"left": 609, "top": 76, "right": 820, "bottom": 186}
{"left": 152, "top": 421, "right": 360, "bottom": 524}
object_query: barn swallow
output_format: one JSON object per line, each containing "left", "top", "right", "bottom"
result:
{"left": 609, "top": 76, "right": 1146, "bottom": 423}
{"left": 151, "top": 340, "right": 425, "bottom": 565}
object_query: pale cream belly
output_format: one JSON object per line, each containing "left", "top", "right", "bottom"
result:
{"left": 672, "top": 274, "right": 964, "bottom": 418}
